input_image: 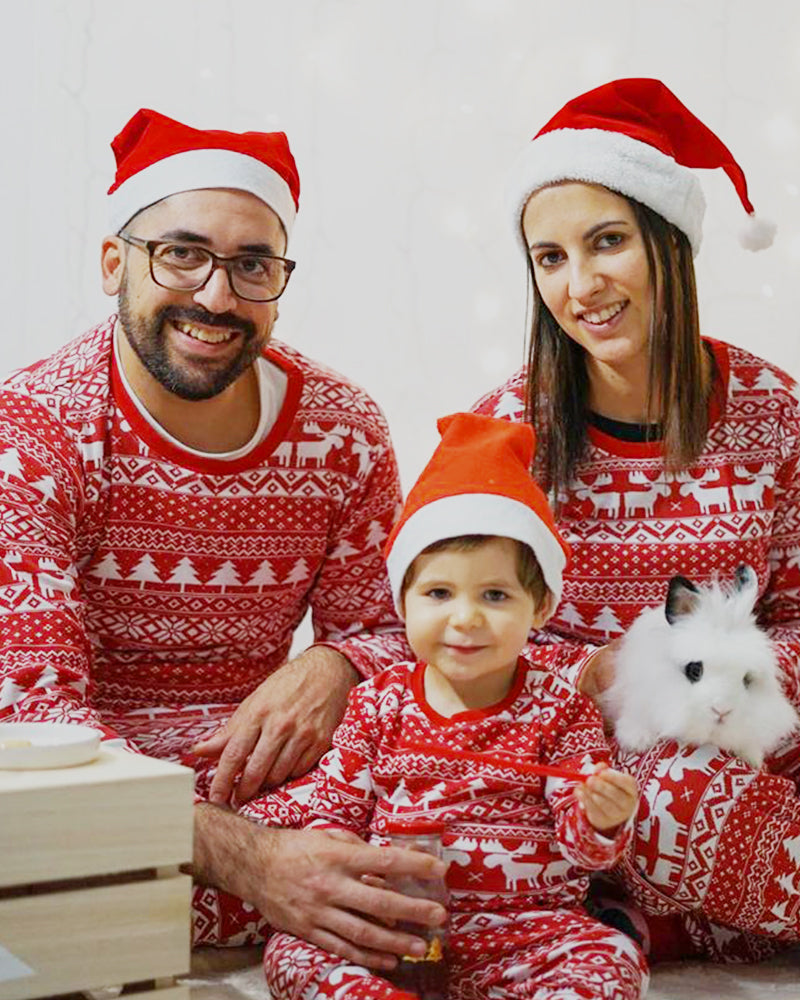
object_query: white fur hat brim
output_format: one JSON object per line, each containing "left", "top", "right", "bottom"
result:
{"left": 386, "top": 493, "right": 567, "bottom": 614}
{"left": 108, "top": 147, "right": 297, "bottom": 239}
{"left": 506, "top": 127, "right": 706, "bottom": 256}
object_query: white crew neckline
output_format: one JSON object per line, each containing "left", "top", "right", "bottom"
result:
{"left": 112, "top": 322, "right": 288, "bottom": 460}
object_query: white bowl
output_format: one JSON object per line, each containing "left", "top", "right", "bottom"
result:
{"left": 0, "top": 722, "right": 102, "bottom": 769}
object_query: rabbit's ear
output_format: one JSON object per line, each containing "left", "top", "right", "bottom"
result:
{"left": 666, "top": 575, "right": 700, "bottom": 623}
{"left": 733, "top": 564, "right": 759, "bottom": 613}
{"left": 734, "top": 564, "right": 757, "bottom": 593}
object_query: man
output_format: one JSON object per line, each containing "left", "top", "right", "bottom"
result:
{"left": 0, "top": 109, "right": 445, "bottom": 965}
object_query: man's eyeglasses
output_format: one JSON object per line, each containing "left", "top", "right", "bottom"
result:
{"left": 119, "top": 234, "right": 296, "bottom": 303}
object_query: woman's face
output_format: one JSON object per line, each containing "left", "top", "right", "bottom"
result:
{"left": 522, "top": 182, "right": 653, "bottom": 387}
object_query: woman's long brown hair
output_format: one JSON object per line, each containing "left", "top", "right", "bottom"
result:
{"left": 522, "top": 194, "right": 710, "bottom": 508}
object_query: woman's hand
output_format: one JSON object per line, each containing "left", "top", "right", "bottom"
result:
{"left": 578, "top": 639, "right": 621, "bottom": 708}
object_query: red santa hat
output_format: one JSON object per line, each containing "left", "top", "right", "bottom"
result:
{"left": 506, "top": 78, "right": 775, "bottom": 256}
{"left": 107, "top": 109, "right": 300, "bottom": 239}
{"left": 385, "top": 412, "right": 570, "bottom": 611}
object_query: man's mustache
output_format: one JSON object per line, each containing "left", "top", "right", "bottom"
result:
{"left": 160, "top": 306, "right": 255, "bottom": 339}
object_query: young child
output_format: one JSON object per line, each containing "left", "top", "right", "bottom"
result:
{"left": 248, "top": 412, "right": 647, "bottom": 1000}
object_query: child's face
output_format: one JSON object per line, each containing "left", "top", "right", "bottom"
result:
{"left": 403, "top": 537, "right": 550, "bottom": 697}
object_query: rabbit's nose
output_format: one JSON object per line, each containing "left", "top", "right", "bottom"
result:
{"left": 712, "top": 706, "right": 731, "bottom": 724}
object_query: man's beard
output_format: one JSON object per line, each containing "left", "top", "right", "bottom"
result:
{"left": 118, "top": 284, "right": 262, "bottom": 401}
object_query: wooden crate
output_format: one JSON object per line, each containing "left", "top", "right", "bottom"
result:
{"left": 0, "top": 748, "right": 194, "bottom": 999}
{"left": 0, "top": 748, "right": 194, "bottom": 886}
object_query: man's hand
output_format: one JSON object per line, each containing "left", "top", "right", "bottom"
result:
{"left": 193, "top": 647, "right": 358, "bottom": 806}
{"left": 193, "top": 806, "right": 448, "bottom": 969}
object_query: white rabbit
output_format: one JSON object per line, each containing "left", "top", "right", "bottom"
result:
{"left": 601, "top": 565, "right": 798, "bottom": 768}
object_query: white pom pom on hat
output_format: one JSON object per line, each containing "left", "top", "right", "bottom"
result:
{"left": 506, "top": 78, "right": 775, "bottom": 256}
{"left": 739, "top": 213, "right": 778, "bottom": 252}
{"left": 384, "top": 412, "right": 570, "bottom": 613}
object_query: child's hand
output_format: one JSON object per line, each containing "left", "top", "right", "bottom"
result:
{"left": 575, "top": 763, "right": 638, "bottom": 833}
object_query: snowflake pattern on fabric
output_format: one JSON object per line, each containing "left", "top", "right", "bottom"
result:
{"left": 247, "top": 658, "right": 647, "bottom": 999}
{"left": 0, "top": 318, "right": 407, "bottom": 741}
{"left": 472, "top": 338, "right": 800, "bottom": 960}
{"left": 0, "top": 316, "right": 410, "bottom": 943}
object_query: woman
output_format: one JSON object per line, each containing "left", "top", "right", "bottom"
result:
{"left": 473, "top": 78, "right": 800, "bottom": 963}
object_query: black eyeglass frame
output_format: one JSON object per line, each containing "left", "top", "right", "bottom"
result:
{"left": 118, "top": 233, "right": 296, "bottom": 303}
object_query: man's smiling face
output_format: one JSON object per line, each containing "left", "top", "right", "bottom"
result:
{"left": 111, "top": 188, "right": 286, "bottom": 401}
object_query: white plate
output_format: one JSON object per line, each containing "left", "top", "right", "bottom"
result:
{"left": 0, "top": 722, "right": 102, "bottom": 769}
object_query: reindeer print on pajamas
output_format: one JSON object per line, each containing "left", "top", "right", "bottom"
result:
{"left": 472, "top": 337, "right": 800, "bottom": 963}
{"left": 247, "top": 658, "right": 648, "bottom": 1000}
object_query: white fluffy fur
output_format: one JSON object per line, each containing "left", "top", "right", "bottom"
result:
{"left": 601, "top": 569, "right": 798, "bottom": 767}
{"left": 738, "top": 213, "right": 777, "bottom": 251}
{"left": 505, "top": 127, "right": 706, "bottom": 254}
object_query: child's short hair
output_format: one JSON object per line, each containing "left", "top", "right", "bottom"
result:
{"left": 400, "top": 534, "right": 547, "bottom": 606}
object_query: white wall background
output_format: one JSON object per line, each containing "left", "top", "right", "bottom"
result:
{"left": 2, "top": 0, "right": 799, "bottom": 492}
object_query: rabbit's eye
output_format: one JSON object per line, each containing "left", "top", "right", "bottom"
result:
{"left": 743, "top": 673, "right": 753, "bottom": 688}
{"left": 684, "top": 660, "right": 704, "bottom": 683}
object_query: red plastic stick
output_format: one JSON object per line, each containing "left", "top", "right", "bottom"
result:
{"left": 516, "top": 762, "right": 590, "bottom": 783}
{"left": 414, "top": 746, "right": 591, "bottom": 783}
